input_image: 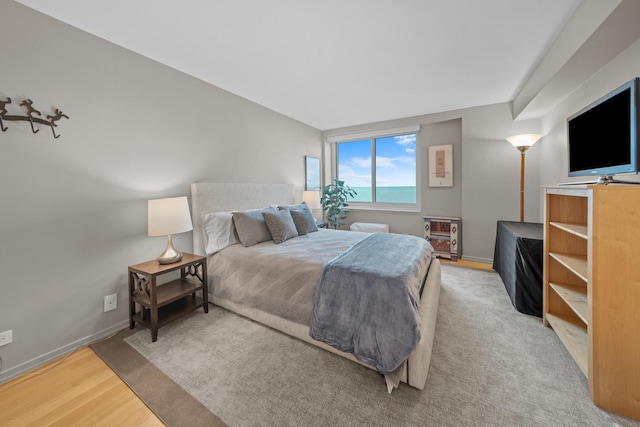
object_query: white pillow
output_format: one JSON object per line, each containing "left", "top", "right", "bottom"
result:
{"left": 201, "top": 211, "right": 240, "bottom": 255}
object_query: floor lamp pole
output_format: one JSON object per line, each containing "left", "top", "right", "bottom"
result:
{"left": 519, "top": 150, "right": 526, "bottom": 222}
{"left": 506, "top": 133, "right": 541, "bottom": 224}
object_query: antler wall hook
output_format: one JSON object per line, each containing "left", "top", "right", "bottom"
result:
{"left": 0, "top": 97, "right": 11, "bottom": 132}
{"left": 19, "top": 99, "right": 41, "bottom": 134}
{"left": 0, "top": 96, "right": 70, "bottom": 138}
{"left": 46, "top": 109, "right": 69, "bottom": 139}
{"left": 46, "top": 109, "right": 69, "bottom": 126}
{"left": 19, "top": 99, "right": 41, "bottom": 117}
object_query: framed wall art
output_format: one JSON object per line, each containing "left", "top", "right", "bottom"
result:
{"left": 428, "top": 144, "right": 453, "bottom": 187}
{"left": 305, "top": 156, "right": 321, "bottom": 191}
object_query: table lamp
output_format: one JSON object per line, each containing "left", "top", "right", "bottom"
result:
{"left": 148, "top": 196, "right": 193, "bottom": 264}
{"left": 302, "top": 190, "right": 321, "bottom": 221}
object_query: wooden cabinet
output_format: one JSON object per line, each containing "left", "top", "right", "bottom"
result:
{"left": 543, "top": 185, "right": 640, "bottom": 420}
{"left": 128, "top": 253, "right": 209, "bottom": 342}
{"left": 422, "top": 216, "right": 460, "bottom": 261}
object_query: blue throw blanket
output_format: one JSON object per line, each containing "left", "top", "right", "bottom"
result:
{"left": 309, "top": 232, "right": 433, "bottom": 374}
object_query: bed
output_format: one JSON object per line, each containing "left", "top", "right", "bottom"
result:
{"left": 191, "top": 182, "right": 441, "bottom": 391}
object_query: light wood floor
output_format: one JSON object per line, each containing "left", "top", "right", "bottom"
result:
{"left": 0, "top": 346, "right": 163, "bottom": 427}
{"left": 0, "top": 257, "right": 492, "bottom": 427}
{"left": 441, "top": 257, "right": 493, "bottom": 270}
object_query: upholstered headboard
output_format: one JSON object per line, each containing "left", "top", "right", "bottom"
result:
{"left": 190, "top": 182, "right": 296, "bottom": 255}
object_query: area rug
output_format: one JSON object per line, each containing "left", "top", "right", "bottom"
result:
{"left": 90, "top": 327, "right": 226, "bottom": 426}
{"left": 93, "top": 265, "right": 639, "bottom": 426}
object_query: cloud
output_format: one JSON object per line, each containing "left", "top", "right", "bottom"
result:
{"left": 394, "top": 134, "right": 416, "bottom": 146}
{"left": 376, "top": 156, "right": 415, "bottom": 168}
{"left": 376, "top": 156, "right": 396, "bottom": 168}
{"left": 394, "top": 134, "right": 416, "bottom": 155}
{"left": 351, "top": 157, "right": 371, "bottom": 168}
{"left": 338, "top": 164, "right": 371, "bottom": 186}
{"left": 339, "top": 140, "right": 417, "bottom": 187}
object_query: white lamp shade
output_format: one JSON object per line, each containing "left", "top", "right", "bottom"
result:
{"left": 506, "top": 134, "right": 542, "bottom": 149}
{"left": 302, "top": 190, "right": 321, "bottom": 209}
{"left": 148, "top": 196, "right": 193, "bottom": 237}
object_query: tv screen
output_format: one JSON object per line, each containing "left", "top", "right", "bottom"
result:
{"left": 567, "top": 78, "right": 639, "bottom": 178}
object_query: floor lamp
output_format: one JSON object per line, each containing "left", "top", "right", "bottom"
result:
{"left": 506, "top": 134, "right": 542, "bottom": 222}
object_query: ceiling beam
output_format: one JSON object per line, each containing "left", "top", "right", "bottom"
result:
{"left": 512, "top": 0, "right": 640, "bottom": 120}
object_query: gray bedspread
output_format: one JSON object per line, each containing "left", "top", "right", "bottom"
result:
{"left": 208, "top": 229, "right": 370, "bottom": 326}
{"left": 309, "top": 232, "right": 433, "bottom": 374}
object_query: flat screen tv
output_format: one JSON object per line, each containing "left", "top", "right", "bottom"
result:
{"left": 567, "top": 77, "right": 639, "bottom": 183}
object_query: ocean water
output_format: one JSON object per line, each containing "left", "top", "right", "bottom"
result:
{"left": 349, "top": 186, "right": 416, "bottom": 204}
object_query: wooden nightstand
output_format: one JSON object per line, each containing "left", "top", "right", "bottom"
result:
{"left": 128, "top": 253, "right": 208, "bottom": 342}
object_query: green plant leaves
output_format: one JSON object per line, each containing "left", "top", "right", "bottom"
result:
{"left": 320, "top": 178, "right": 358, "bottom": 229}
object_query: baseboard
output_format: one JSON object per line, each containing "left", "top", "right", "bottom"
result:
{"left": 460, "top": 255, "right": 493, "bottom": 264}
{"left": 0, "top": 320, "right": 129, "bottom": 384}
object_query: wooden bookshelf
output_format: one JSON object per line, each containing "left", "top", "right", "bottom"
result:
{"left": 543, "top": 185, "right": 640, "bottom": 420}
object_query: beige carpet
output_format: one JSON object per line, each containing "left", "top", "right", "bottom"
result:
{"left": 94, "top": 265, "right": 640, "bottom": 426}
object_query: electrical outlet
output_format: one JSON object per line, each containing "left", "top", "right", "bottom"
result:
{"left": 0, "top": 330, "right": 12, "bottom": 347}
{"left": 104, "top": 294, "right": 117, "bottom": 312}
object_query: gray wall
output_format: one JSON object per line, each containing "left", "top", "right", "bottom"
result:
{"left": 323, "top": 105, "right": 541, "bottom": 263}
{"left": 0, "top": 2, "right": 321, "bottom": 381}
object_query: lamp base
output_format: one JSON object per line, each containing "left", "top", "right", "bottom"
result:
{"left": 156, "top": 234, "right": 183, "bottom": 264}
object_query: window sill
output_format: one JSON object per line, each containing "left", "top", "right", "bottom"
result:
{"left": 348, "top": 204, "right": 420, "bottom": 214}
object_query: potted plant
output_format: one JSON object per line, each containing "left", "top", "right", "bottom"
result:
{"left": 320, "top": 179, "right": 357, "bottom": 229}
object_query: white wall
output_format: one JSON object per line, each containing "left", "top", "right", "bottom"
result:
{"left": 0, "top": 2, "right": 321, "bottom": 381}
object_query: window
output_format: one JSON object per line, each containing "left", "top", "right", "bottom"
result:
{"left": 335, "top": 130, "right": 418, "bottom": 209}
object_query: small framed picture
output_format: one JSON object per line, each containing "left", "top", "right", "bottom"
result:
{"left": 305, "top": 156, "right": 321, "bottom": 191}
{"left": 428, "top": 144, "right": 453, "bottom": 187}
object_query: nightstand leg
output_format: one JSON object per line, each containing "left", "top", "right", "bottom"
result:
{"left": 202, "top": 262, "right": 209, "bottom": 313}
{"left": 150, "top": 277, "right": 158, "bottom": 342}
{"left": 128, "top": 272, "right": 135, "bottom": 329}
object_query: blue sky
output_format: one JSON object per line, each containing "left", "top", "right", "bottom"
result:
{"left": 338, "top": 134, "right": 416, "bottom": 187}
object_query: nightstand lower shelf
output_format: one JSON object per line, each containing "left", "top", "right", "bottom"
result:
{"left": 132, "top": 278, "right": 203, "bottom": 308}
{"left": 133, "top": 296, "right": 206, "bottom": 330}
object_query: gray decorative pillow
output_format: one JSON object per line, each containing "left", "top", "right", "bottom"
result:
{"left": 280, "top": 202, "right": 307, "bottom": 211}
{"left": 290, "top": 209, "right": 318, "bottom": 235}
{"left": 232, "top": 207, "right": 277, "bottom": 247}
{"left": 283, "top": 202, "right": 319, "bottom": 235}
{"left": 262, "top": 209, "right": 299, "bottom": 244}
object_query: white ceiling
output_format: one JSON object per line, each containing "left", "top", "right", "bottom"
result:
{"left": 15, "top": 0, "right": 583, "bottom": 130}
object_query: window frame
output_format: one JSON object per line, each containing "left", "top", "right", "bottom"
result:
{"left": 329, "top": 126, "right": 421, "bottom": 212}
